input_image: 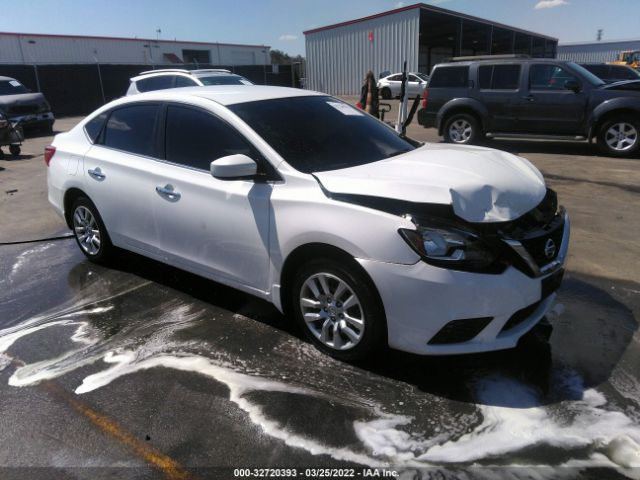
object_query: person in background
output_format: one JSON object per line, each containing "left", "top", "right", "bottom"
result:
{"left": 356, "top": 70, "right": 379, "bottom": 118}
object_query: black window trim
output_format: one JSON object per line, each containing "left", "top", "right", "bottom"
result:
{"left": 159, "top": 101, "right": 282, "bottom": 182}
{"left": 93, "top": 102, "right": 164, "bottom": 159}
{"left": 477, "top": 63, "right": 522, "bottom": 91}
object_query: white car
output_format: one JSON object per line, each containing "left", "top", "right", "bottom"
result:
{"left": 378, "top": 72, "right": 429, "bottom": 99}
{"left": 46, "top": 86, "right": 569, "bottom": 361}
{"left": 126, "top": 69, "right": 254, "bottom": 95}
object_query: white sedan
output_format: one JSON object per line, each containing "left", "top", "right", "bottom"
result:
{"left": 378, "top": 72, "right": 429, "bottom": 99}
{"left": 46, "top": 86, "right": 569, "bottom": 361}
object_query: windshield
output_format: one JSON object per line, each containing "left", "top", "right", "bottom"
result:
{"left": 566, "top": 62, "right": 606, "bottom": 86}
{"left": 0, "top": 80, "right": 29, "bottom": 95}
{"left": 198, "top": 75, "right": 253, "bottom": 86}
{"left": 229, "top": 96, "right": 416, "bottom": 173}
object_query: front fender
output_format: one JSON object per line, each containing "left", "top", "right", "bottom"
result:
{"left": 589, "top": 98, "right": 640, "bottom": 137}
{"left": 437, "top": 98, "right": 489, "bottom": 134}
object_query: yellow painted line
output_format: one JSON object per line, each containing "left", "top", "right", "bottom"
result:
{"left": 43, "top": 381, "right": 193, "bottom": 480}
{"left": 7, "top": 355, "right": 192, "bottom": 480}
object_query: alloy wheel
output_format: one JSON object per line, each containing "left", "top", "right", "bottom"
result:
{"left": 73, "top": 206, "right": 101, "bottom": 255}
{"left": 449, "top": 119, "right": 473, "bottom": 143}
{"left": 299, "top": 272, "right": 365, "bottom": 351}
{"left": 605, "top": 122, "right": 638, "bottom": 152}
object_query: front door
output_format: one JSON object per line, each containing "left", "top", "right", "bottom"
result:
{"left": 152, "top": 104, "right": 272, "bottom": 292}
{"left": 518, "top": 64, "right": 588, "bottom": 135}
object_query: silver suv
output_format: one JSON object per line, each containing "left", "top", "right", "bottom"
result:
{"left": 126, "top": 69, "right": 254, "bottom": 95}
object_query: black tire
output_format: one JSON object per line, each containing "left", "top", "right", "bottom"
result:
{"left": 597, "top": 115, "right": 640, "bottom": 158}
{"left": 443, "top": 113, "right": 480, "bottom": 145}
{"left": 380, "top": 87, "right": 392, "bottom": 100}
{"left": 0, "top": 148, "right": 4, "bottom": 160}
{"left": 9, "top": 145, "right": 20, "bottom": 157}
{"left": 70, "top": 196, "right": 115, "bottom": 264}
{"left": 290, "top": 258, "right": 386, "bottom": 362}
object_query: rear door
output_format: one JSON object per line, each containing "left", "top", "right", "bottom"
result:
{"left": 386, "top": 74, "right": 403, "bottom": 96}
{"left": 476, "top": 63, "right": 522, "bottom": 132}
{"left": 517, "top": 63, "right": 587, "bottom": 134}
{"left": 83, "top": 103, "right": 163, "bottom": 253}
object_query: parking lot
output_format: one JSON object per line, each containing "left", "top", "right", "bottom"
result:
{"left": 1, "top": 105, "right": 639, "bottom": 479}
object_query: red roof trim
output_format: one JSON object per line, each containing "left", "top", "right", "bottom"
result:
{"left": 0, "top": 31, "right": 270, "bottom": 49}
{"left": 303, "top": 3, "right": 423, "bottom": 35}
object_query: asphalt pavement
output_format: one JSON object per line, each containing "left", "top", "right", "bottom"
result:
{"left": 0, "top": 106, "right": 639, "bottom": 479}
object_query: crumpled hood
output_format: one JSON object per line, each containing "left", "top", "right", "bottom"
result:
{"left": 314, "top": 143, "right": 546, "bottom": 223}
{"left": 0, "top": 92, "right": 47, "bottom": 110}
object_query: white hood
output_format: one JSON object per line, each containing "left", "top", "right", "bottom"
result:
{"left": 314, "top": 143, "right": 546, "bottom": 223}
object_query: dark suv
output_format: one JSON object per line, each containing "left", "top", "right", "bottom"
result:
{"left": 418, "top": 58, "right": 640, "bottom": 157}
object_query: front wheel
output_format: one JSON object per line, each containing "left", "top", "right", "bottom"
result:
{"left": 71, "top": 197, "right": 114, "bottom": 264}
{"left": 9, "top": 145, "right": 20, "bottom": 157}
{"left": 290, "top": 259, "right": 386, "bottom": 362}
{"left": 443, "top": 113, "right": 480, "bottom": 145}
{"left": 597, "top": 116, "right": 640, "bottom": 158}
{"left": 380, "top": 87, "right": 392, "bottom": 100}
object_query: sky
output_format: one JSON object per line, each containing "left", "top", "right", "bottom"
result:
{"left": 2, "top": 0, "right": 640, "bottom": 56}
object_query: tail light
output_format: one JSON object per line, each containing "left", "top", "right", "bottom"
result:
{"left": 421, "top": 90, "right": 428, "bottom": 109}
{"left": 44, "top": 145, "right": 56, "bottom": 166}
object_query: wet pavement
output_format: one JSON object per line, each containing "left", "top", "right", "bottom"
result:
{"left": 1, "top": 230, "right": 639, "bottom": 479}
{"left": 1, "top": 113, "right": 639, "bottom": 479}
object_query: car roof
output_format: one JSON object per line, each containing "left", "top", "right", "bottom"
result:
{"left": 117, "top": 85, "right": 324, "bottom": 106}
{"left": 0, "top": 76, "right": 18, "bottom": 81}
{"left": 435, "top": 58, "right": 568, "bottom": 67}
{"left": 130, "top": 69, "right": 235, "bottom": 82}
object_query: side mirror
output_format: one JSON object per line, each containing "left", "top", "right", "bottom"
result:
{"left": 210, "top": 154, "right": 257, "bottom": 180}
{"left": 564, "top": 79, "right": 580, "bottom": 93}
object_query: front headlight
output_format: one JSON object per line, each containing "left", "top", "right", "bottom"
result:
{"left": 38, "top": 102, "right": 50, "bottom": 113}
{"left": 399, "top": 225, "right": 497, "bottom": 271}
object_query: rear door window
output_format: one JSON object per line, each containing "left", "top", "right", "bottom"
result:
{"left": 102, "top": 104, "right": 160, "bottom": 156}
{"left": 478, "top": 64, "right": 521, "bottom": 90}
{"left": 164, "top": 105, "right": 257, "bottom": 171}
{"left": 428, "top": 66, "right": 469, "bottom": 88}
{"left": 136, "top": 75, "right": 175, "bottom": 92}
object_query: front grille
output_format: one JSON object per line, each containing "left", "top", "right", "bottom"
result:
{"left": 428, "top": 317, "right": 493, "bottom": 345}
{"left": 501, "top": 301, "right": 541, "bottom": 333}
{"left": 9, "top": 105, "right": 38, "bottom": 115}
{"left": 519, "top": 221, "right": 565, "bottom": 267}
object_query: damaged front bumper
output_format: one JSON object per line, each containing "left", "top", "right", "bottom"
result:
{"left": 357, "top": 210, "right": 570, "bottom": 356}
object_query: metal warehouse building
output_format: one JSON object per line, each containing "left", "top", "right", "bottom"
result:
{"left": 304, "top": 3, "right": 557, "bottom": 95}
{"left": 0, "top": 31, "right": 270, "bottom": 66}
{"left": 558, "top": 38, "right": 640, "bottom": 63}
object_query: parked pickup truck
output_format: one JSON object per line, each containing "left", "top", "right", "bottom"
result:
{"left": 418, "top": 57, "right": 640, "bottom": 157}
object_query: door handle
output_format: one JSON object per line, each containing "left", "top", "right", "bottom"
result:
{"left": 523, "top": 95, "right": 535, "bottom": 102}
{"left": 87, "top": 168, "right": 106, "bottom": 180}
{"left": 156, "top": 184, "right": 181, "bottom": 201}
